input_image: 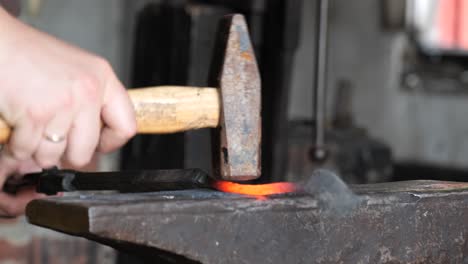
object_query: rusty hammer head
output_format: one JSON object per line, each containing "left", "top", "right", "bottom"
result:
{"left": 210, "top": 14, "right": 261, "bottom": 182}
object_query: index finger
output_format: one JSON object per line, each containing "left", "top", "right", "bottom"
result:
{"left": 99, "top": 77, "right": 136, "bottom": 153}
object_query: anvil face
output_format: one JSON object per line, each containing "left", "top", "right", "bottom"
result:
{"left": 26, "top": 177, "right": 468, "bottom": 264}
{"left": 27, "top": 189, "right": 310, "bottom": 263}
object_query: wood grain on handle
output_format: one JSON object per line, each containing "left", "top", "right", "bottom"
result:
{"left": 0, "top": 86, "right": 220, "bottom": 144}
{"left": 129, "top": 86, "right": 220, "bottom": 133}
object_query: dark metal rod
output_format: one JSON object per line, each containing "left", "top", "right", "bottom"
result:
{"left": 313, "top": 0, "right": 330, "bottom": 160}
{"left": 4, "top": 168, "right": 211, "bottom": 195}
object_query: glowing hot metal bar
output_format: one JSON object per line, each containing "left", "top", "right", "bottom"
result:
{"left": 212, "top": 180, "right": 297, "bottom": 196}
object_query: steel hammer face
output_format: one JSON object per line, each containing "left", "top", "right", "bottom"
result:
{"left": 211, "top": 14, "right": 261, "bottom": 181}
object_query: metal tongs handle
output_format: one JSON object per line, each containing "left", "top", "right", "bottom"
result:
{"left": 3, "top": 167, "right": 211, "bottom": 195}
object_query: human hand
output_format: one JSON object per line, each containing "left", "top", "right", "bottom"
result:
{"left": 0, "top": 8, "right": 136, "bottom": 216}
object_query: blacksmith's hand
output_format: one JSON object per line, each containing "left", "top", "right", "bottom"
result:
{"left": 0, "top": 7, "right": 136, "bottom": 217}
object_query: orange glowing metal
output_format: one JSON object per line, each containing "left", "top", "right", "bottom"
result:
{"left": 212, "top": 181, "right": 297, "bottom": 196}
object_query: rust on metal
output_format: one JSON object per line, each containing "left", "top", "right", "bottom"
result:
{"left": 212, "top": 14, "right": 261, "bottom": 181}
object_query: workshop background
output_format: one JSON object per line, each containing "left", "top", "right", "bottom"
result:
{"left": 1, "top": 0, "right": 468, "bottom": 263}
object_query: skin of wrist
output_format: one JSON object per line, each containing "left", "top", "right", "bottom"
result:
{"left": 0, "top": 7, "right": 15, "bottom": 63}
{"left": 0, "top": 6, "right": 14, "bottom": 31}
{"left": 0, "top": 7, "right": 25, "bottom": 116}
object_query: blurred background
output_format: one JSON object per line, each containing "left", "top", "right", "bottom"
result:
{"left": 3, "top": 0, "right": 468, "bottom": 263}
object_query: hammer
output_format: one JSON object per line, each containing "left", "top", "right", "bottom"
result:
{"left": 0, "top": 14, "right": 261, "bottom": 181}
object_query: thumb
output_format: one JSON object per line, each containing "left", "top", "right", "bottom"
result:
{"left": 0, "top": 187, "right": 46, "bottom": 217}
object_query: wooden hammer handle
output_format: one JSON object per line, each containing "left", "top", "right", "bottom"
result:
{"left": 0, "top": 86, "right": 220, "bottom": 144}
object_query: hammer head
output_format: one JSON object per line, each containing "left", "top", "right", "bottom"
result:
{"left": 210, "top": 14, "right": 261, "bottom": 181}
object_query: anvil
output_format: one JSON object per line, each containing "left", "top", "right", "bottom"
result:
{"left": 25, "top": 170, "right": 468, "bottom": 264}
